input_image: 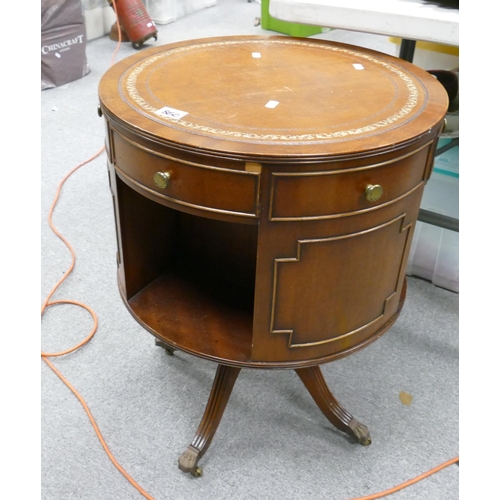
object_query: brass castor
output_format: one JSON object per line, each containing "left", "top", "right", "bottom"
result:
{"left": 349, "top": 418, "right": 372, "bottom": 446}
{"left": 178, "top": 446, "right": 203, "bottom": 477}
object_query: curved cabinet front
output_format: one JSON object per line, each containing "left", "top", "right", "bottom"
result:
{"left": 255, "top": 139, "right": 437, "bottom": 365}
{"left": 99, "top": 35, "right": 447, "bottom": 369}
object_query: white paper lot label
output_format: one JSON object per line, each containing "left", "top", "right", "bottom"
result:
{"left": 155, "top": 106, "right": 189, "bottom": 120}
{"left": 265, "top": 100, "right": 279, "bottom": 109}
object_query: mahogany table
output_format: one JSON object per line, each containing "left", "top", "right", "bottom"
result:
{"left": 98, "top": 35, "right": 447, "bottom": 476}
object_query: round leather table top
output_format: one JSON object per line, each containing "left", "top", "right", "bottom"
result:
{"left": 98, "top": 35, "right": 448, "bottom": 160}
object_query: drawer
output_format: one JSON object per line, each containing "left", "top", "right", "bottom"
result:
{"left": 112, "top": 132, "right": 260, "bottom": 219}
{"left": 269, "top": 142, "right": 434, "bottom": 221}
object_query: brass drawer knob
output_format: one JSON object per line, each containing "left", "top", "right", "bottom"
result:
{"left": 365, "top": 184, "right": 383, "bottom": 202}
{"left": 153, "top": 172, "right": 171, "bottom": 189}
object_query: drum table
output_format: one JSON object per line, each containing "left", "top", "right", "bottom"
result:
{"left": 98, "top": 35, "right": 447, "bottom": 476}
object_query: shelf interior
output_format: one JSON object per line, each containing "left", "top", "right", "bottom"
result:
{"left": 117, "top": 176, "right": 258, "bottom": 363}
{"left": 128, "top": 260, "right": 255, "bottom": 362}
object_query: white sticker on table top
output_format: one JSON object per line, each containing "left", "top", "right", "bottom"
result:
{"left": 155, "top": 106, "right": 189, "bottom": 120}
{"left": 353, "top": 63, "right": 364, "bottom": 70}
{"left": 265, "top": 100, "right": 279, "bottom": 109}
{"left": 252, "top": 52, "right": 261, "bottom": 58}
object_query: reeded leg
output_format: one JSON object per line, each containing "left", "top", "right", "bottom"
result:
{"left": 178, "top": 364, "right": 241, "bottom": 476}
{"left": 155, "top": 338, "right": 175, "bottom": 356}
{"left": 295, "top": 365, "right": 371, "bottom": 446}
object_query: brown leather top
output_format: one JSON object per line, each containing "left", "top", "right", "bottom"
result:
{"left": 98, "top": 35, "right": 448, "bottom": 160}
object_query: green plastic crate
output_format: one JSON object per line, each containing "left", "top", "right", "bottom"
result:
{"left": 261, "top": 0, "right": 324, "bottom": 37}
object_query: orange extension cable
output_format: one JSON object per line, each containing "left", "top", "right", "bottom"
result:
{"left": 41, "top": 5, "right": 458, "bottom": 498}
{"left": 41, "top": 5, "right": 153, "bottom": 500}
{"left": 348, "top": 457, "right": 459, "bottom": 500}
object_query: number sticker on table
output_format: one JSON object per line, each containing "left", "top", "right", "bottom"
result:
{"left": 156, "top": 106, "right": 189, "bottom": 120}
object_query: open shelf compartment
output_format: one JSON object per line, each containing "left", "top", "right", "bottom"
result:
{"left": 116, "top": 175, "right": 259, "bottom": 364}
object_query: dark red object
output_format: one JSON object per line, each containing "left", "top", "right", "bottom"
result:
{"left": 109, "top": 0, "right": 158, "bottom": 50}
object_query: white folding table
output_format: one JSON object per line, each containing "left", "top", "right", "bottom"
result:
{"left": 269, "top": 0, "right": 458, "bottom": 61}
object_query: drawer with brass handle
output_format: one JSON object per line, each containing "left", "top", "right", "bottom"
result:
{"left": 112, "top": 131, "right": 260, "bottom": 220}
{"left": 269, "top": 142, "right": 434, "bottom": 221}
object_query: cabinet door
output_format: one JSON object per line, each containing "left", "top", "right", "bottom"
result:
{"left": 251, "top": 190, "right": 422, "bottom": 365}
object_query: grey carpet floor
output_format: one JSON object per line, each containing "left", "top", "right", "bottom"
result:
{"left": 41, "top": 1, "right": 459, "bottom": 498}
